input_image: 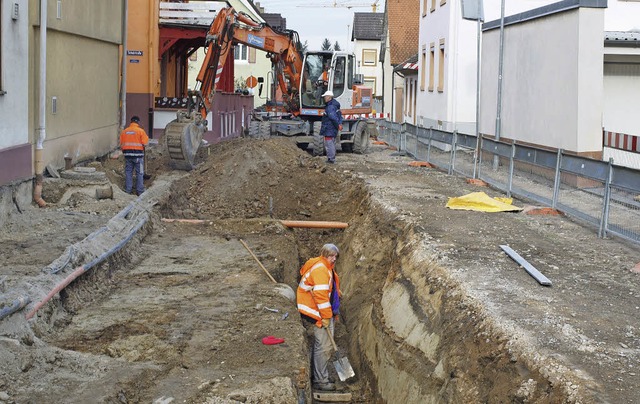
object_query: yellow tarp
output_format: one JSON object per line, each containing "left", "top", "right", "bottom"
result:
{"left": 446, "top": 191, "right": 522, "bottom": 212}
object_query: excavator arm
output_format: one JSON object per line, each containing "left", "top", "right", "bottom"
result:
{"left": 194, "top": 7, "right": 304, "bottom": 117}
{"left": 165, "top": 6, "right": 304, "bottom": 169}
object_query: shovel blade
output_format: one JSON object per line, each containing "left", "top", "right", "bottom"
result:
{"left": 333, "top": 356, "right": 355, "bottom": 381}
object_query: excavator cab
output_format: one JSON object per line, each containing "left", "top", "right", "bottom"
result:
{"left": 299, "top": 51, "right": 366, "bottom": 112}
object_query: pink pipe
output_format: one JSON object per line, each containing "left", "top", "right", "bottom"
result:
{"left": 33, "top": 174, "right": 47, "bottom": 208}
{"left": 25, "top": 266, "right": 85, "bottom": 320}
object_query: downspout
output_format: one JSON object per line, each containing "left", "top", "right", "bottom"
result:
{"left": 391, "top": 69, "right": 395, "bottom": 122}
{"left": 148, "top": 0, "right": 154, "bottom": 128}
{"left": 120, "top": 0, "right": 128, "bottom": 131}
{"left": 34, "top": 0, "right": 48, "bottom": 208}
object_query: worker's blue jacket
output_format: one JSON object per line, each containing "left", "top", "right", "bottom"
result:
{"left": 319, "top": 98, "right": 343, "bottom": 138}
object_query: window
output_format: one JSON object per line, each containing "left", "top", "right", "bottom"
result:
{"left": 420, "top": 47, "right": 426, "bottom": 91}
{"left": 234, "top": 44, "right": 248, "bottom": 61}
{"left": 364, "top": 77, "right": 376, "bottom": 96}
{"left": 428, "top": 43, "right": 435, "bottom": 92}
{"left": 438, "top": 39, "right": 445, "bottom": 92}
{"left": 362, "top": 49, "right": 377, "bottom": 66}
{"left": 408, "top": 80, "right": 413, "bottom": 116}
{"left": 332, "top": 56, "right": 346, "bottom": 98}
{"left": 405, "top": 79, "right": 409, "bottom": 114}
{"left": 430, "top": 0, "right": 436, "bottom": 12}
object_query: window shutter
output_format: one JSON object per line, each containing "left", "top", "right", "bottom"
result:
{"left": 249, "top": 48, "right": 256, "bottom": 63}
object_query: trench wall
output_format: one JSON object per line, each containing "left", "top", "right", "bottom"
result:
{"left": 338, "top": 199, "right": 575, "bottom": 403}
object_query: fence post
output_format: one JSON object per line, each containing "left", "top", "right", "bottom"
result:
{"left": 473, "top": 135, "right": 480, "bottom": 179}
{"left": 507, "top": 141, "right": 515, "bottom": 198}
{"left": 552, "top": 148, "right": 563, "bottom": 209}
{"left": 413, "top": 126, "right": 420, "bottom": 160}
{"left": 449, "top": 130, "right": 458, "bottom": 175}
{"left": 477, "top": 135, "right": 484, "bottom": 180}
{"left": 598, "top": 158, "right": 614, "bottom": 239}
{"left": 427, "top": 127, "right": 433, "bottom": 164}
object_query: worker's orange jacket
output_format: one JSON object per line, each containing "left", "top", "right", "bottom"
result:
{"left": 296, "top": 256, "right": 341, "bottom": 327}
{"left": 119, "top": 122, "right": 149, "bottom": 158}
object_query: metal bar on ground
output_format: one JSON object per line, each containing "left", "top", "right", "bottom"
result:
{"left": 499, "top": 245, "right": 552, "bottom": 286}
{"left": 239, "top": 239, "right": 277, "bottom": 284}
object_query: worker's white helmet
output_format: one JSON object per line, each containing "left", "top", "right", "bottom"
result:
{"left": 321, "top": 90, "right": 334, "bottom": 97}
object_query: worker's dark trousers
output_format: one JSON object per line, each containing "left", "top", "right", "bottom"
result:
{"left": 124, "top": 156, "right": 144, "bottom": 195}
{"left": 324, "top": 137, "right": 336, "bottom": 163}
{"left": 312, "top": 319, "right": 334, "bottom": 384}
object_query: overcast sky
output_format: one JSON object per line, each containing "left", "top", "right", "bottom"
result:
{"left": 254, "top": 0, "right": 640, "bottom": 53}
{"left": 254, "top": 0, "right": 380, "bottom": 51}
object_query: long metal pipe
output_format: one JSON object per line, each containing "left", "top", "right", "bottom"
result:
{"left": 473, "top": 18, "right": 482, "bottom": 179}
{"left": 120, "top": 0, "right": 129, "bottom": 130}
{"left": 33, "top": 0, "right": 48, "bottom": 207}
{"left": 493, "top": 0, "right": 505, "bottom": 170}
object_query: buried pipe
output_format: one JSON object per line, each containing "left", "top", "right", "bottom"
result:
{"left": 161, "top": 218, "right": 349, "bottom": 229}
{"left": 25, "top": 212, "right": 149, "bottom": 320}
{"left": 48, "top": 202, "right": 137, "bottom": 275}
{"left": 0, "top": 296, "right": 31, "bottom": 321}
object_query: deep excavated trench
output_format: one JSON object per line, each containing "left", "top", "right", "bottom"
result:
{"left": 5, "top": 137, "right": 636, "bottom": 403}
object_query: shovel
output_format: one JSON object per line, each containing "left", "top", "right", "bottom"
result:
{"left": 325, "top": 327, "right": 355, "bottom": 381}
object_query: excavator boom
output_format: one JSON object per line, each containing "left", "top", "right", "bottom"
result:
{"left": 165, "top": 6, "right": 304, "bottom": 169}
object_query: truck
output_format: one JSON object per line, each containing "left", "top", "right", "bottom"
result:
{"left": 164, "top": 6, "right": 374, "bottom": 169}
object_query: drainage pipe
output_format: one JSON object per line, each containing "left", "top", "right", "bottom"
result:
{"left": 34, "top": 0, "right": 48, "bottom": 208}
{"left": 25, "top": 212, "right": 149, "bottom": 320}
{"left": 280, "top": 220, "right": 348, "bottom": 229}
{"left": 0, "top": 296, "right": 31, "bottom": 321}
{"left": 161, "top": 218, "right": 349, "bottom": 229}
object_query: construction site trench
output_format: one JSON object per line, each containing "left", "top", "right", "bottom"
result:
{"left": 1, "top": 136, "right": 639, "bottom": 403}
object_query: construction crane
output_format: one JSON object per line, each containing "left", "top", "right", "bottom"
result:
{"left": 297, "top": 0, "right": 379, "bottom": 13}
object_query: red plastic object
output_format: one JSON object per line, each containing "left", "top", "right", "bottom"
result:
{"left": 262, "top": 336, "right": 285, "bottom": 345}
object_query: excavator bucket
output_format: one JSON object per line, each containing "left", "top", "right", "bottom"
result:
{"left": 165, "top": 112, "right": 205, "bottom": 171}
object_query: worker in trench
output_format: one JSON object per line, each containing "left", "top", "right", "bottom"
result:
{"left": 296, "top": 243, "right": 342, "bottom": 392}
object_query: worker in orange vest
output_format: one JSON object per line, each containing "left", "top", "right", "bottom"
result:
{"left": 119, "top": 116, "right": 149, "bottom": 195}
{"left": 297, "top": 243, "right": 342, "bottom": 391}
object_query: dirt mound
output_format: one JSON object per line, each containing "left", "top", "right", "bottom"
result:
{"left": 162, "top": 137, "right": 360, "bottom": 222}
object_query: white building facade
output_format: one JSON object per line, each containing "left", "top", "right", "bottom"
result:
{"left": 416, "top": 0, "right": 556, "bottom": 134}
{"left": 0, "top": 0, "right": 30, "bottom": 185}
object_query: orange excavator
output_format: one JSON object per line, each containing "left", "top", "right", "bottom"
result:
{"left": 165, "top": 6, "right": 373, "bottom": 169}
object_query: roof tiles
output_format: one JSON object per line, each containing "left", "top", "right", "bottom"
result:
{"left": 387, "top": 0, "right": 420, "bottom": 65}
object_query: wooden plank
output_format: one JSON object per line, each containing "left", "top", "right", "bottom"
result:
{"left": 312, "top": 391, "right": 352, "bottom": 402}
{"left": 159, "top": 2, "right": 223, "bottom": 11}
{"left": 159, "top": 18, "right": 214, "bottom": 26}
{"left": 500, "top": 245, "right": 552, "bottom": 286}
{"left": 159, "top": 11, "right": 218, "bottom": 19}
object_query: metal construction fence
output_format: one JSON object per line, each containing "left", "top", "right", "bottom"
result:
{"left": 376, "top": 120, "right": 640, "bottom": 244}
